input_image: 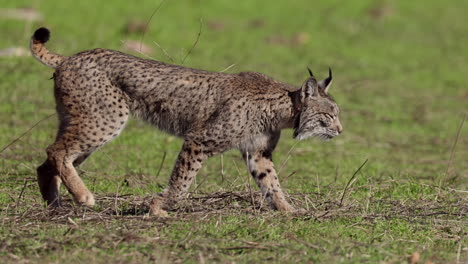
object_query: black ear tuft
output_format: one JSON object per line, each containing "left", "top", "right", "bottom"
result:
{"left": 307, "top": 67, "right": 314, "bottom": 78}
{"left": 324, "top": 67, "right": 332, "bottom": 86}
{"left": 318, "top": 67, "right": 333, "bottom": 93}
{"left": 33, "top": 27, "right": 50, "bottom": 43}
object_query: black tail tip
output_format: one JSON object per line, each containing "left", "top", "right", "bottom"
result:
{"left": 33, "top": 27, "right": 50, "bottom": 43}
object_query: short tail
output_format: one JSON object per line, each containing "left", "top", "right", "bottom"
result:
{"left": 30, "top": 27, "right": 66, "bottom": 68}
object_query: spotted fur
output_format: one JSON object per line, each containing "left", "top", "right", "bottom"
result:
{"left": 31, "top": 27, "right": 343, "bottom": 216}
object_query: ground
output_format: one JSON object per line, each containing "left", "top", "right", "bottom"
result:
{"left": 0, "top": 0, "right": 467, "bottom": 263}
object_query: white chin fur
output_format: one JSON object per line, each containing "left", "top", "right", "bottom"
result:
{"left": 296, "top": 132, "right": 334, "bottom": 141}
{"left": 295, "top": 132, "right": 315, "bottom": 141}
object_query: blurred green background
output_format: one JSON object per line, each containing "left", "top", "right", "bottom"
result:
{"left": 1, "top": 0, "right": 466, "bottom": 263}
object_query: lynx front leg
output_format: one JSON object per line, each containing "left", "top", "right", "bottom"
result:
{"left": 150, "top": 140, "right": 208, "bottom": 216}
{"left": 244, "top": 150, "right": 295, "bottom": 212}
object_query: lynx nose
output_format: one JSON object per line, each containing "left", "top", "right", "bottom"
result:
{"left": 336, "top": 123, "right": 343, "bottom": 134}
{"left": 338, "top": 126, "right": 343, "bottom": 134}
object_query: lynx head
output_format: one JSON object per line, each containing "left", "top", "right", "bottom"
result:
{"left": 291, "top": 68, "right": 343, "bottom": 141}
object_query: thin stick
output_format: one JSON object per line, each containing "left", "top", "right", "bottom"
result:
{"left": 441, "top": 113, "right": 466, "bottom": 187}
{"left": 15, "top": 179, "right": 28, "bottom": 208}
{"left": 155, "top": 151, "right": 167, "bottom": 179}
{"left": 139, "top": 0, "right": 168, "bottom": 52}
{"left": 181, "top": 18, "right": 203, "bottom": 65}
{"left": 339, "top": 159, "right": 368, "bottom": 206}
{"left": 1, "top": 113, "right": 55, "bottom": 154}
{"left": 277, "top": 141, "right": 299, "bottom": 175}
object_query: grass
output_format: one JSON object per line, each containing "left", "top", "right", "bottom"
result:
{"left": 1, "top": 0, "right": 467, "bottom": 263}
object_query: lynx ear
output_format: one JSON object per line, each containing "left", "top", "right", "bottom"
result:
{"left": 318, "top": 67, "right": 333, "bottom": 94}
{"left": 302, "top": 68, "right": 319, "bottom": 100}
{"left": 289, "top": 68, "right": 319, "bottom": 110}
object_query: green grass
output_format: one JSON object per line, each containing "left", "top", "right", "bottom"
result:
{"left": 1, "top": 0, "right": 467, "bottom": 263}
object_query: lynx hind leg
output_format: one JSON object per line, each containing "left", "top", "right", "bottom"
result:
{"left": 37, "top": 160, "right": 62, "bottom": 206}
{"left": 38, "top": 99, "right": 129, "bottom": 207}
{"left": 37, "top": 152, "right": 92, "bottom": 207}
{"left": 241, "top": 132, "right": 295, "bottom": 212}
{"left": 35, "top": 63, "right": 133, "bottom": 207}
{"left": 41, "top": 142, "right": 96, "bottom": 206}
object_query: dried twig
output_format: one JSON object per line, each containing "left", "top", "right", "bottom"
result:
{"left": 221, "top": 245, "right": 270, "bottom": 251}
{"left": 139, "top": 0, "right": 168, "bottom": 52}
{"left": 283, "top": 171, "right": 296, "bottom": 183}
{"left": 181, "top": 18, "right": 203, "bottom": 65}
{"left": 277, "top": 141, "right": 299, "bottom": 175}
{"left": 155, "top": 151, "right": 167, "bottom": 179}
{"left": 1, "top": 113, "right": 55, "bottom": 154}
{"left": 15, "top": 179, "right": 28, "bottom": 208}
{"left": 440, "top": 113, "right": 465, "bottom": 189}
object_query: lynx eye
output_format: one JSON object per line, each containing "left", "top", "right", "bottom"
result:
{"left": 319, "top": 120, "right": 328, "bottom": 127}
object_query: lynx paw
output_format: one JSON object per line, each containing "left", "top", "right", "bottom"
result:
{"left": 75, "top": 192, "right": 95, "bottom": 207}
{"left": 149, "top": 197, "right": 169, "bottom": 217}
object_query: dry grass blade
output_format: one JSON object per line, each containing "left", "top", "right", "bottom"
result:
{"left": 220, "top": 154, "right": 226, "bottom": 183}
{"left": 220, "top": 64, "right": 236, "bottom": 72}
{"left": 339, "top": 159, "right": 368, "bottom": 206}
{"left": 152, "top": 41, "right": 175, "bottom": 62}
{"left": 120, "top": 40, "right": 156, "bottom": 60}
{"left": 284, "top": 233, "right": 326, "bottom": 252}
